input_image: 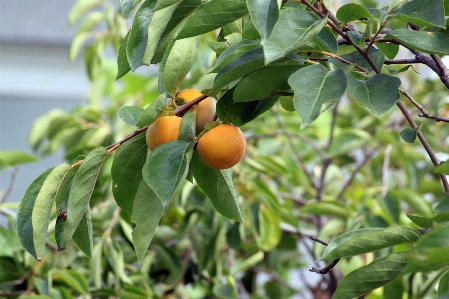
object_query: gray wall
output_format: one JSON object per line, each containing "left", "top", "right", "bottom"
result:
{"left": 0, "top": 1, "right": 89, "bottom": 216}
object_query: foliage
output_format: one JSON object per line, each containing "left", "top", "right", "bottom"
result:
{"left": 2, "top": 0, "right": 449, "bottom": 298}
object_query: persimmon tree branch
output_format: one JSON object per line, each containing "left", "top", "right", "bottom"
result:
{"left": 309, "top": 237, "right": 340, "bottom": 274}
{"left": 400, "top": 89, "right": 449, "bottom": 123}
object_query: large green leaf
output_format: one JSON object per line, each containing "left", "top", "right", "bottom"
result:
{"left": 210, "top": 39, "right": 261, "bottom": 73}
{"left": 17, "top": 167, "right": 54, "bottom": 259}
{"left": 142, "top": 0, "right": 183, "bottom": 64}
{"left": 336, "top": 3, "right": 377, "bottom": 23}
{"left": 403, "top": 225, "right": 449, "bottom": 273}
{"left": 136, "top": 93, "right": 168, "bottom": 127}
{"left": 127, "top": 0, "right": 158, "bottom": 71}
{"left": 176, "top": 0, "right": 248, "bottom": 39}
{"left": 333, "top": 252, "right": 408, "bottom": 299}
{"left": 0, "top": 150, "right": 38, "bottom": 171}
{"left": 131, "top": 181, "right": 163, "bottom": 266}
{"left": 392, "top": 0, "right": 445, "bottom": 28}
{"left": 321, "top": 227, "right": 420, "bottom": 260}
{"left": 72, "top": 205, "right": 93, "bottom": 258}
{"left": 118, "top": 106, "right": 144, "bottom": 126}
{"left": 216, "top": 87, "right": 278, "bottom": 126}
{"left": 263, "top": 8, "right": 327, "bottom": 64}
{"left": 289, "top": 64, "right": 346, "bottom": 127}
{"left": 143, "top": 140, "right": 191, "bottom": 204}
{"left": 192, "top": 152, "right": 243, "bottom": 221}
{"left": 32, "top": 164, "right": 70, "bottom": 260}
{"left": 116, "top": 31, "right": 131, "bottom": 80}
{"left": 386, "top": 30, "right": 449, "bottom": 55}
{"left": 346, "top": 73, "right": 401, "bottom": 116}
{"left": 247, "top": 0, "right": 278, "bottom": 42}
{"left": 160, "top": 36, "right": 200, "bottom": 96}
{"left": 234, "top": 65, "right": 300, "bottom": 102}
{"left": 65, "top": 148, "right": 108, "bottom": 244}
{"left": 211, "top": 47, "right": 266, "bottom": 94}
{"left": 111, "top": 134, "right": 148, "bottom": 216}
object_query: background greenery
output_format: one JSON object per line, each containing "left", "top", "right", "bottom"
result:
{"left": 2, "top": 0, "right": 449, "bottom": 298}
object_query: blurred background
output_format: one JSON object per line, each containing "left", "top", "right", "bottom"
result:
{"left": 0, "top": 1, "right": 87, "bottom": 217}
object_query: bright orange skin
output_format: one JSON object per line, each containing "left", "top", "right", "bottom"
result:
{"left": 146, "top": 116, "right": 182, "bottom": 151}
{"left": 175, "top": 89, "right": 215, "bottom": 134}
{"left": 197, "top": 124, "right": 246, "bottom": 169}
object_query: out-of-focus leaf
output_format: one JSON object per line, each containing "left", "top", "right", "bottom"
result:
{"left": 321, "top": 227, "right": 420, "bottom": 260}
{"left": 333, "top": 252, "right": 408, "bottom": 299}
{"left": 132, "top": 181, "right": 163, "bottom": 266}
{"left": 111, "top": 134, "right": 147, "bottom": 215}
{"left": 0, "top": 228, "right": 22, "bottom": 257}
{"left": 289, "top": 65, "right": 346, "bottom": 127}
{"left": 120, "top": 0, "right": 141, "bottom": 17}
{"left": 439, "top": 270, "right": 449, "bottom": 296}
{"left": 346, "top": 73, "right": 401, "bottom": 116}
{"left": 263, "top": 8, "right": 327, "bottom": 64}
{"left": 301, "top": 200, "right": 350, "bottom": 219}
{"left": 68, "top": 0, "right": 102, "bottom": 25}
{"left": 328, "top": 129, "right": 370, "bottom": 157}
{"left": 0, "top": 151, "right": 38, "bottom": 171}
{"left": 65, "top": 148, "right": 108, "bottom": 245}
{"left": 17, "top": 167, "right": 54, "bottom": 259}
{"left": 434, "top": 162, "right": 449, "bottom": 175}
{"left": 52, "top": 270, "right": 90, "bottom": 295}
{"left": 192, "top": 152, "right": 243, "bottom": 221}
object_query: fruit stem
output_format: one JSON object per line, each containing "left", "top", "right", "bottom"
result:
{"left": 174, "top": 94, "right": 208, "bottom": 116}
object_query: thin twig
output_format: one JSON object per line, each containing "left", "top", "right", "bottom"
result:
{"left": 385, "top": 58, "right": 420, "bottom": 65}
{"left": 337, "top": 148, "right": 378, "bottom": 200}
{"left": 430, "top": 54, "right": 449, "bottom": 89}
{"left": 310, "top": 236, "right": 328, "bottom": 246}
{"left": 277, "top": 192, "right": 307, "bottom": 205}
{"left": 400, "top": 89, "right": 449, "bottom": 122}
{"left": 0, "top": 168, "right": 17, "bottom": 204}
{"left": 309, "top": 237, "right": 340, "bottom": 274}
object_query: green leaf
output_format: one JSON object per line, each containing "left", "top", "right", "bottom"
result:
{"left": 331, "top": 48, "right": 384, "bottom": 73}
{"left": 375, "top": 42, "right": 399, "bottom": 59}
{"left": 388, "top": 0, "right": 408, "bottom": 13}
{"left": 120, "top": 0, "right": 141, "bottom": 17}
{"left": 32, "top": 164, "right": 70, "bottom": 259}
{"left": 407, "top": 214, "right": 434, "bottom": 228}
{"left": 392, "top": 0, "right": 445, "bottom": 28}
{"left": 257, "top": 206, "right": 281, "bottom": 251}
{"left": 65, "top": 148, "right": 108, "bottom": 245}
{"left": 136, "top": 93, "right": 168, "bottom": 127}
{"left": 117, "top": 31, "right": 131, "bottom": 80}
{"left": 247, "top": 0, "right": 279, "bottom": 42}
{"left": 176, "top": 0, "right": 248, "bottom": 40}
{"left": 0, "top": 150, "right": 38, "bottom": 171}
{"left": 118, "top": 106, "right": 144, "bottom": 126}
{"left": 300, "top": 200, "right": 350, "bottom": 219}
{"left": 72, "top": 205, "right": 93, "bottom": 258}
{"left": 333, "top": 252, "right": 408, "bottom": 299}
{"left": 233, "top": 65, "right": 300, "bottom": 102}
{"left": 386, "top": 30, "right": 449, "bottom": 55}
{"left": 52, "top": 270, "right": 90, "bottom": 295}
{"left": 439, "top": 270, "right": 449, "bottom": 296}
{"left": 127, "top": 0, "right": 158, "bottom": 71}
{"left": 68, "top": 0, "right": 102, "bottom": 25}
{"left": 142, "top": 0, "right": 183, "bottom": 64}
{"left": 216, "top": 87, "right": 278, "bottom": 126}
{"left": 328, "top": 129, "right": 370, "bottom": 157}
{"left": 111, "top": 134, "right": 148, "bottom": 215}
{"left": 192, "top": 152, "right": 243, "bottom": 221}
{"left": 263, "top": 8, "right": 327, "bottom": 64}
{"left": 403, "top": 225, "right": 449, "bottom": 273}
{"left": 210, "top": 39, "right": 261, "bottom": 73}
{"left": 69, "top": 32, "right": 90, "bottom": 61}
{"left": 346, "top": 73, "right": 401, "bottom": 116}
{"left": 434, "top": 162, "right": 449, "bottom": 174}
{"left": 179, "top": 110, "right": 196, "bottom": 142}
{"left": 17, "top": 167, "right": 54, "bottom": 259}
{"left": 143, "top": 140, "right": 191, "bottom": 204}
{"left": 211, "top": 47, "right": 266, "bottom": 94}
{"left": 336, "top": 3, "right": 377, "bottom": 23}
{"left": 160, "top": 36, "right": 200, "bottom": 96}
{"left": 131, "top": 181, "right": 163, "bottom": 266}
{"left": 400, "top": 127, "right": 418, "bottom": 143}
{"left": 321, "top": 227, "right": 420, "bottom": 260}
{"left": 347, "top": 31, "right": 365, "bottom": 47}
{"left": 289, "top": 65, "right": 346, "bottom": 127}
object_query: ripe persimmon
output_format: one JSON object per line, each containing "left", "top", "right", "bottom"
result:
{"left": 146, "top": 115, "right": 182, "bottom": 151}
{"left": 197, "top": 124, "right": 246, "bottom": 169}
{"left": 174, "top": 89, "right": 215, "bottom": 134}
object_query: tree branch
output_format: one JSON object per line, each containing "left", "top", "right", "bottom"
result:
{"left": 400, "top": 89, "right": 449, "bottom": 123}
{"left": 309, "top": 237, "right": 340, "bottom": 274}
